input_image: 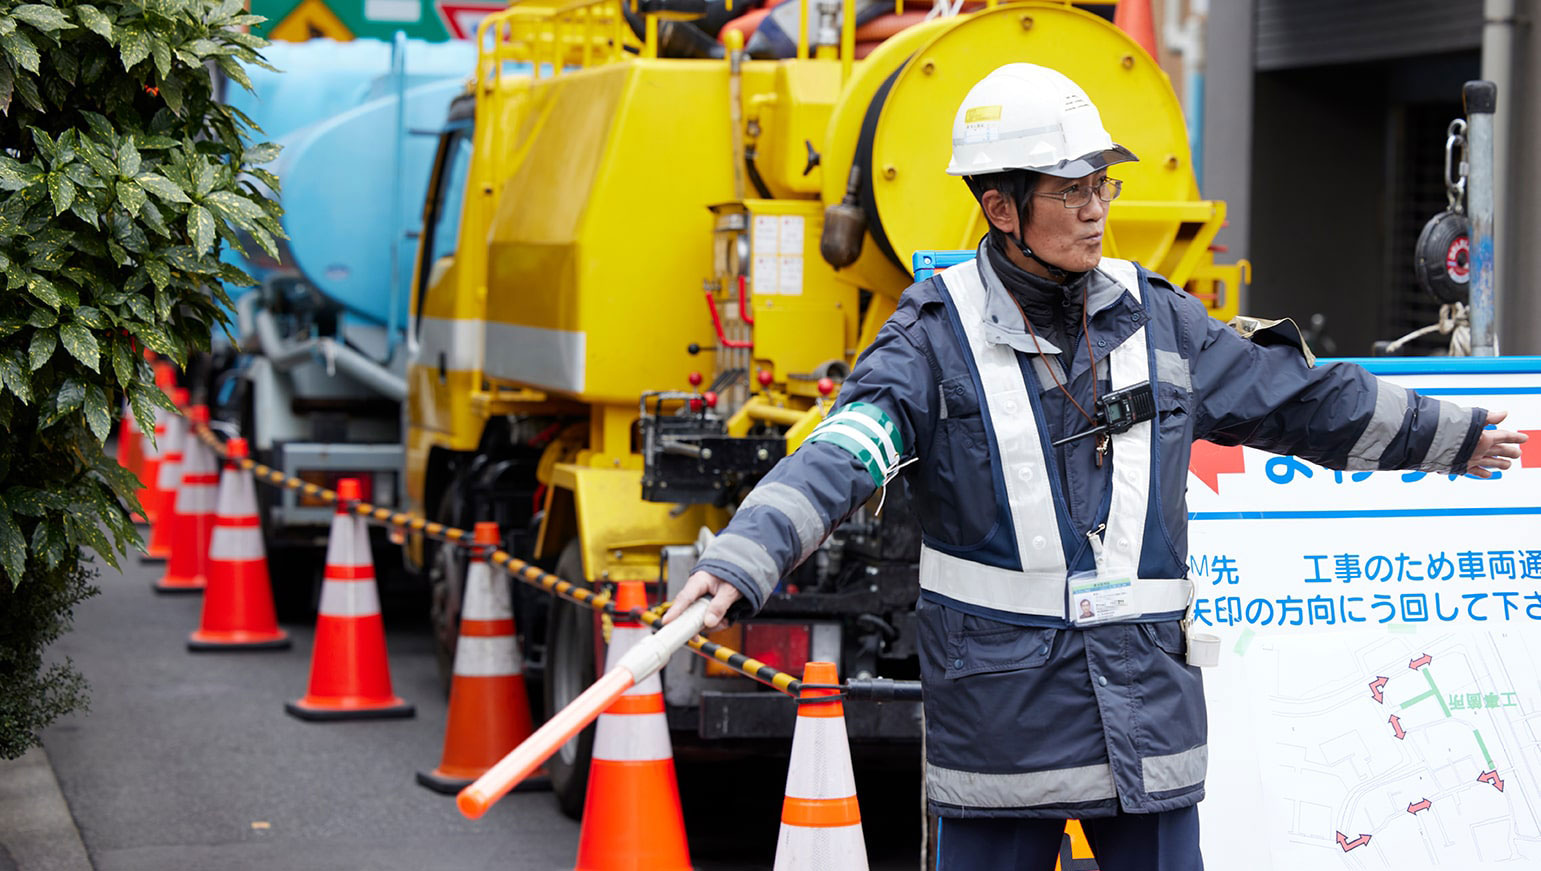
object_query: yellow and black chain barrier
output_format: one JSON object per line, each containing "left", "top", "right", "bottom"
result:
{"left": 187, "top": 424, "right": 801, "bottom": 698}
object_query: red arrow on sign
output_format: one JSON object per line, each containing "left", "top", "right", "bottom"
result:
{"left": 1407, "top": 798, "right": 1432, "bottom": 815}
{"left": 1369, "top": 675, "right": 1388, "bottom": 704}
{"left": 1189, "top": 441, "right": 1245, "bottom": 494}
{"left": 436, "top": 0, "right": 506, "bottom": 39}
{"left": 1389, "top": 714, "right": 1406, "bottom": 740}
{"left": 1409, "top": 653, "right": 1432, "bottom": 670}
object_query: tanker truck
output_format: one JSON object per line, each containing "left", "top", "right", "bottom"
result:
{"left": 211, "top": 37, "right": 477, "bottom": 611}
{"left": 404, "top": 0, "right": 1246, "bottom": 815}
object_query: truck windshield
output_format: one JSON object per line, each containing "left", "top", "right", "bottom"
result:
{"left": 428, "top": 127, "right": 473, "bottom": 265}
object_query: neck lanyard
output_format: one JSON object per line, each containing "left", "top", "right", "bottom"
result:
{"left": 1007, "top": 286, "right": 1111, "bottom": 467}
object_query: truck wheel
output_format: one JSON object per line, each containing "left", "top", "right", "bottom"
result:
{"left": 427, "top": 482, "right": 470, "bottom": 694}
{"left": 427, "top": 535, "right": 466, "bottom": 693}
{"left": 543, "top": 540, "right": 595, "bottom": 820}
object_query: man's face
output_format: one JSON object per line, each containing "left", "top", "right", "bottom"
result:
{"left": 1021, "top": 170, "right": 1109, "bottom": 274}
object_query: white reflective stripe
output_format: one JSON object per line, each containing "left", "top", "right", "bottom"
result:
{"left": 323, "top": 514, "right": 374, "bottom": 570}
{"left": 482, "top": 321, "right": 585, "bottom": 394}
{"left": 318, "top": 577, "right": 381, "bottom": 617}
{"left": 921, "top": 546, "right": 1191, "bottom": 617}
{"left": 156, "top": 459, "right": 182, "bottom": 489}
{"left": 1424, "top": 398, "right": 1475, "bottom": 472}
{"left": 181, "top": 439, "right": 218, "bottom": 477}
{"left": 783, "top": 714, "right": 857, "bottom": 800}
{"left": 591, "top": 707, "right": 673, "bottom": 761}
{"left": 773, "top": 823, "right": 868, "bottom": 870}
{"left": 174, "top": 484, "right": 218, "bottom": 514}
{"left": 1154, "top": 348, "right": 1192, "bottom": 393}
{"left": 214, "top": 468, "right": 241, "bottom": 518}
{"left": 825, "top": 411, "right": 898, "bottom": 469}
{"left": 940, "top": 263, "right": 1067, "bottom": 579}
{"left": 209, "top": 527, "right": 264, "bottom": 561}
{"left": 919, "top": 546, "right": 1068, "bottom": 616}
{"left": 811, "top": 422, "right": 894, "bottom": 474}
{"left": 1096, "top": 259, "right": 1153, "bottom": 579}
{"left": 1346, "top": 379, "right": 1409, "bottom": 470}
{"left": 453, "top": 635, "right": 522, "bottom": 677}
{"left": 1142, "top": 743, "right": 1207, "bottom": 793}
{"left": 460, "top": 562, "right": 512, "bottom": 621}
{"left": 927, "top": 760, "right": 1118, "bottom": 808}
{"left": 739, "top": 482, "right": 828, "bottom": 563}
{"left": 415, "top": 315, "right": 484, "bottom": 373}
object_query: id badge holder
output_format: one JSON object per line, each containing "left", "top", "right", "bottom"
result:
{"left": 1068, "top": 570, "right": 1137, "bottom": 626}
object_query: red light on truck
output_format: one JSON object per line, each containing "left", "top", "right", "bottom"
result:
{"left": 742, "top": 623, "right": 811, "bottom": 677}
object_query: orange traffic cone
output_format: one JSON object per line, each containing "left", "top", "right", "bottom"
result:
{"left": 418, "top": 521, "right": 547, "bottom": 793}
{"left": 572, "top": 580, "right": 691, "bottom": 871}
{"left": 143, "top": 385, "right": 188, "bottom": 560}
{"left": 136, "top": 363, "right": 178, "bottom": 528}
{"left": 286, "top": 478, "right": 414, "bottom": 721}
{"left": 154, "top": 404, "right": 216, "bottom": 594}
{"left": 773, "top": 661, "right": 867, "bottom": 870}
{"left": 117, "top": 398, "right": 145, "bottom": 520}
{"left": 188, "top": 437, "right": 290, "bottom": 651}
{"left": 1114, "top": 0, "right": 1158, "bottom": 59}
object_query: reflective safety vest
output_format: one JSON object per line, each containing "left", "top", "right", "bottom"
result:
{"left": 924, "top": 256, "right": 1192, "bottom": 625}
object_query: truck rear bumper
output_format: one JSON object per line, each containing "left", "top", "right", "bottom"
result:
{"left": 673, "top": 691, "right": 922, "bottom": 741}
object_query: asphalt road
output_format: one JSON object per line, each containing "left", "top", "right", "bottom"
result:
{"left": 41, "top": 542, "right": 926, "bottom": 870}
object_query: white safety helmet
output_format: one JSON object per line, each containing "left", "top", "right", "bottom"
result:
{"left": 946, "top": 63, "right": 1137, "bottom": 178}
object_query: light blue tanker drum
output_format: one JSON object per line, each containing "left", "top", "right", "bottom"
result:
{"left": 224, "top": 38, "right": 479, "bottom": 328}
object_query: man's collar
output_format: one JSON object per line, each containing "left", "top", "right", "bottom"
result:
{"left": 974, "top": 240, "right": 1133, "bottom": 355}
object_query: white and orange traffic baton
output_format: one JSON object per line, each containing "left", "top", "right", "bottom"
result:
{"left": 455, "top": 598, "right": 709, "bottom": 819}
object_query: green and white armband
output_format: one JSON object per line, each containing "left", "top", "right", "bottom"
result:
{"left": 804, "top": 401, "right": 905, "bottom": 488}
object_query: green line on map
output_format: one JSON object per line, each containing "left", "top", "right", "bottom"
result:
{"left": 1474, "top": 729, "right": 1493, "bottom": 768}
{"left": 1401, "top": 689, "right": 1435, "bottom": 709}
{"left": 1426, "top": 669, "right": 1451, "bottom": 717}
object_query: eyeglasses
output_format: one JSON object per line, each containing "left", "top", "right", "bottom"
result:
{"left": 1035, "top": 178, "right": 1123, "bottom": 209}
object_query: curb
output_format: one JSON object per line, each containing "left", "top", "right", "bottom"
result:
{"left": 0, "top": 746, "right": 92, "bottom": 871}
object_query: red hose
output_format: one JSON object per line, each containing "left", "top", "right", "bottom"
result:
{"left": 704, "top": 290, "right": 753, "bottom": 349}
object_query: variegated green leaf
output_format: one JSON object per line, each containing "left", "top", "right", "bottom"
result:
{"left": 0, "top": 352, "right": 31, "bottom": 404}
{"left": 27, "top": 328, "right": 53, "bottom": 369}
{"left": 187, "top": 203, "right": 212, "bottom": 254}
{"left": 0, "top": 504, "right": 24, "bottom": 586}
{"left": 1, "top": 29, "right": 40, "bottom": 74}
{"left": 59, "top": 322, "right": 99, "bottom": 371}
{"left": 47, "top": 170, "right": 74, "bottom": 215}
{"left": 73, "top": 4, "right": 112, "bottom": 40}
{"left": 111, "top": 339, "right": 132, "bottom": 387}
{"left": 134, "top": 171, "right": 189, "bottom": 203}
{"left": 117, "top": 24, "right": 148, "bottom": 70}
{"left": 116, "top": 179, "right": 144, "bottom": 215}
{"left": 25, "top": 274, "right": 60, "bottom": 308}
{"left": 115, "top": 139, "right": 141, "bottom": 178}
{"left": 145, "top": 258, "right": 168, "bottom": 290}
{"left": 83, "top": 383, "right": 110, "bottom": 442}
{"left": 11, "top": 5, "right": 74, "bottom": 32}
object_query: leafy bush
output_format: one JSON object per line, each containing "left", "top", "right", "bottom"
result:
{"left": 0, "top": 559, "right": 95, "bottom": 759}
{"left": 0, "top": 0, "right": 280, "bottom": 756}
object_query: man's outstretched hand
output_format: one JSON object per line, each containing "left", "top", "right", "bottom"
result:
{"left": 662, "top": 570, "right": 743, "bottom": 631}
{"left": 1466, "top": 410, "right": 1529, "bottom": 479}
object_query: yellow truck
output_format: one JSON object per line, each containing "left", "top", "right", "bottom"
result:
{"left": 404, "top": 0, "right": 1245, "bottom": 814}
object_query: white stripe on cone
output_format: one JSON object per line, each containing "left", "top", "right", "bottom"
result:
{"left": 591, "top": 624, "right": 673, "bottom": 763}
{"left": 322, "top": 512, "right": 373, "bottom": 571}
{"left": 461, "top": 561, "right": 511, "bottom": 621}
{"left": 774, "top": 824, "right": 868, "bottom": 869}
{"left": 174, "top": 484, "right": 218, "bottom": 514}
{"left": 318, "top": 576, "right": 381, "bottom": 617}
{"left": 209, "top": 526, "right": 264, "bottom": 561}
{"left": 453, "top": 636, "right": 522, "bottom": 677}
{"left": 782, "top": 716, "right": 858, "bottom": 800}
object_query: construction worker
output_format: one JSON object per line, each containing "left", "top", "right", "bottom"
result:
{"left": 665, "top": 63, "right": 1528, "bottom": 869}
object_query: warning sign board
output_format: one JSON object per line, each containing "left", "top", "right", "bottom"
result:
{"left": 1192, "top": 356, "right": 1541, "bottom": 869}
{"left": 435, "top": 1, "right": 506, "bottom": 39}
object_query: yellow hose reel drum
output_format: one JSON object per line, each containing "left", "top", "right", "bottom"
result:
{"left": 821, "top": 2, "right": 1196, "bottom": 295}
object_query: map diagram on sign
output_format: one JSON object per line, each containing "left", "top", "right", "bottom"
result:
{"left": 1205, "top": 628, "right": 1541, "bottom": 868}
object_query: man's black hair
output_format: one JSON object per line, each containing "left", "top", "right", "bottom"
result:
{"left": 962, "top": 169, "right": 1078, "bottom": 281}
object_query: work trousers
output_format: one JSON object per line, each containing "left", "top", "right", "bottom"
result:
{"left": 935, "top": 807, "right": 1202, "bottom": 871}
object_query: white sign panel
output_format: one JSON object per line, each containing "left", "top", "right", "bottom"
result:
{"left": 1192, "top": 358, "right": 1541, "bottom": 869}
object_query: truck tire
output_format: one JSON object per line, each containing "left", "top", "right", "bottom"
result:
{"left": 427, "top": 477, "right": 470, "bottom": 693}
{"left": 543, "top": 540, "right": 596, "bottom": 819}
